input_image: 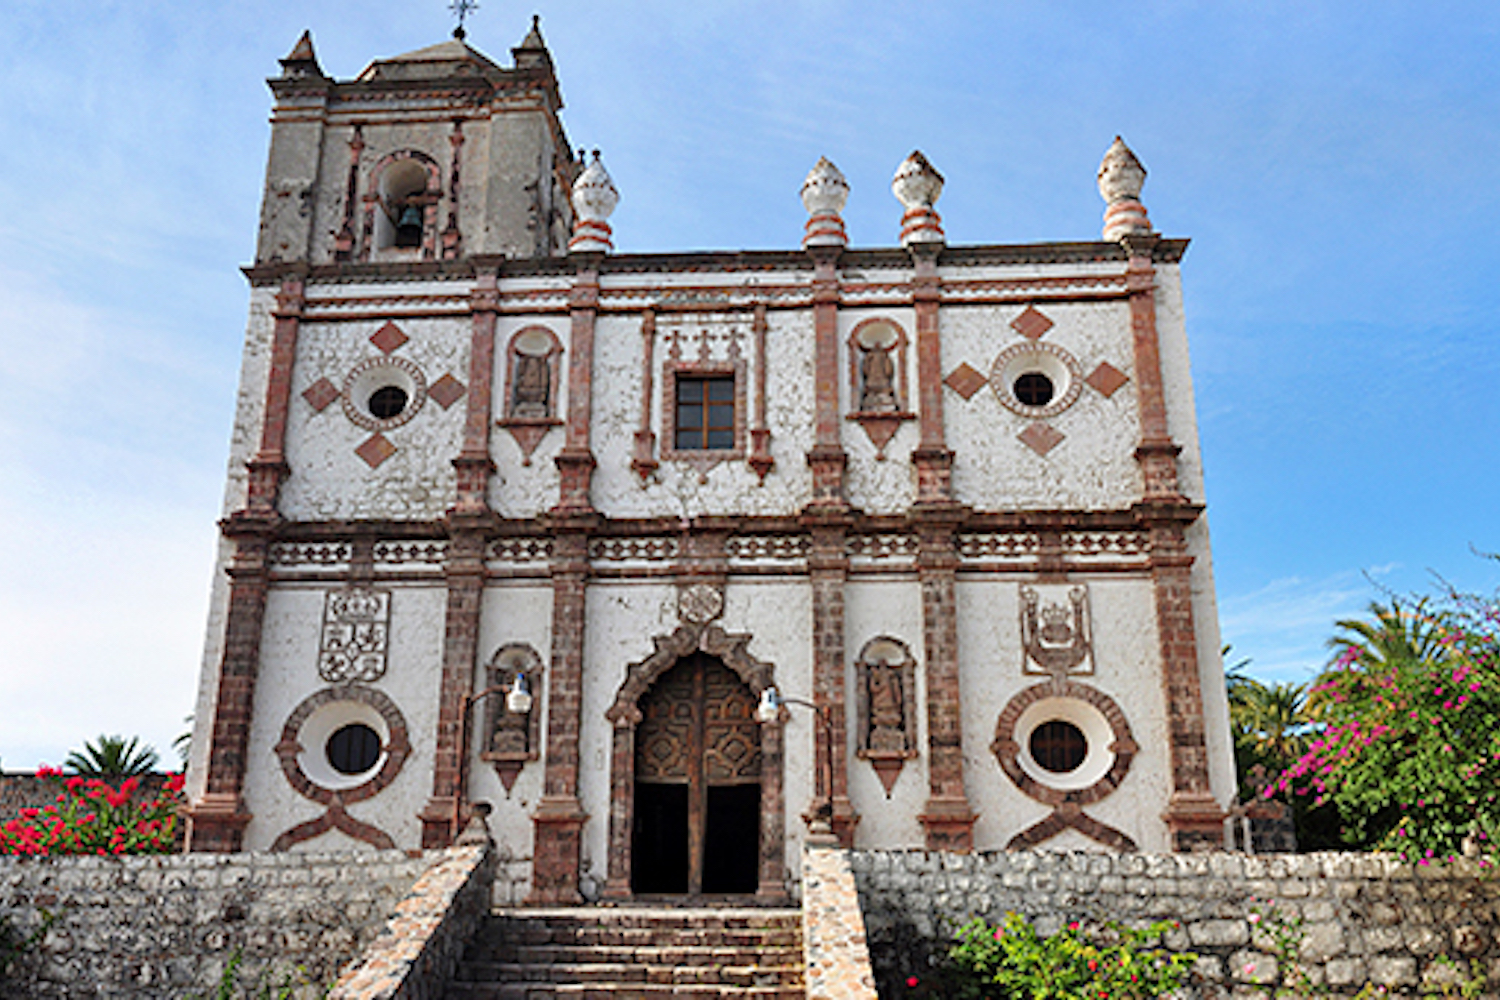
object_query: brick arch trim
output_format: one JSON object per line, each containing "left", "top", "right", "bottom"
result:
{"left": 990, "top": 677, "right": 1137, "bottom": 808}
{"left": 601, "top": 620, "right": 786, "bottom": 901}
{"left": 604, "top": 621, "right": 776, "bottom": 725}
{"left": 275, "top": 684, "right": 411, "bottom": 807}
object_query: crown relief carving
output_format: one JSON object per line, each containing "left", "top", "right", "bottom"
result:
{"left": 1020, "top": 583, "right": 1094, "bottom": 677}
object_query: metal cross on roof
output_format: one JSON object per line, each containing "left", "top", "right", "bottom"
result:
{"left": 450, "top": 0, "right": 479, "bottom": 40}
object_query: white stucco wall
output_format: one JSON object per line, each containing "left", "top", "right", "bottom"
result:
{"left": 957, "top": 575, "right": 1175, "bottom": 854}
{"left": 187, "top": 289, "right": 277, "bottom": 802}
{"left": 280, "top": 308, "right": 470, "bottom": 521}
{"left": 842, "top": 579, "right": 927, "bottom": 847}
{"left": 239, "top": 583, "right": 447, "bottom": 852}
{"left": 943, "top": 299, "right": 1143, "bottom": 511}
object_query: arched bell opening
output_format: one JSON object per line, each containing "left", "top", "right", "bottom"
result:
{"left": 364, "top": 151, "right": 441, "bottom": 259}
{"left": 602, "top": 624, "right": 785, "bottom": 902}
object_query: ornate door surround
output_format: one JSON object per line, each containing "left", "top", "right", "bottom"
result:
{"left": 602, "top": 620, "right": 786, "bottom": 901}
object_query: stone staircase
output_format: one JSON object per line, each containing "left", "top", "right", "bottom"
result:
{"left": 443, "top": 906, "right": 806, "bottom": 998}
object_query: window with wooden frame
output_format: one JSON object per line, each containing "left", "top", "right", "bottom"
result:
{"left": 675, "top": 375, "right": 735, "bottom": 450}
{"left": 662, "top": 362, "right": 745, "bottom": 462}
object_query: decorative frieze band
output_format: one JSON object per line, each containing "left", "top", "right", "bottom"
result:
{"left": 373, "top": 540, "right": 449, "bottom": 564}
{"left": 269, "top": 541, "right": 353, "bottom": 566}
{"left": 590, "top": 536, "right": 680, "bottom": 562}
{"left": 726, "top": 534, "right": 810, "bottom": 562}
{"left": 487, "top": 538, "right": 554, "bottom": 563}
{"left": 1062, "top": 531, "right": 1150, "bottom": 558}
{"left": 957, "top": 533, "right": 1042, "bottom": 559}
{"left": 846, "top": 534, "right": 919, "bottom": 561}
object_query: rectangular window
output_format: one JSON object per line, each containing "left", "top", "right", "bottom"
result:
{"left": 675, "top": 375, "right": 736, "bottom": 450}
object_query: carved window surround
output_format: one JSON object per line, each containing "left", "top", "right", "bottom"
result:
{"left": 497, "top": 326, "right": 564, "bottom": 465}
{"left": 845, "top": 317, "right": 915, "bottom": 459}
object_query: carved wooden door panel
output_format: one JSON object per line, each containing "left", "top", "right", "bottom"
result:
{"left": 634, "top": 653, "right": 761, "bottom": 895}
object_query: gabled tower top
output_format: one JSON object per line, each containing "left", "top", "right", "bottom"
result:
{"left": 513, "top": 15, "right": 553, "bottom": 72}
{"left": 278, "top": 30, "right": 325, "bottom": 80}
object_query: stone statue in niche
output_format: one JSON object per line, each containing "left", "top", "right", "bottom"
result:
{"left": 867, "top": 659, "right": 907, "bottom": 752}
{"left": 855, "top": 636, "right": 919, "bottom": 796}
{"left": 859, "top": 345, "right": 897, "bottom": 412}
{"left": 511, "top": 352, "right": 550, "bottom": 418}
{"left": 1020, "top": 584, "right": 1094, "bottom": 676}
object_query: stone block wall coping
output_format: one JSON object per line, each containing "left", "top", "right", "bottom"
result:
{"left": 0, "top": 847, "right": 439, "bottom": 999}
{"left": 846, "top": 848, "right": 1500, "bottom": 998}
{"left": 327, "top": 844, "right": 493, "bottom": 1000}
{"left": 801, "top": 847, "right": 878, "bottom": 1000}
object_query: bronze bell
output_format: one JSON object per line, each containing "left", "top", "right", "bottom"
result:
{"left": 395, "top": 204, "right": 423, "bottom": 246}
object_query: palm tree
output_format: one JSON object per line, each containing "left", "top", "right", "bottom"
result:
{"left": 1326, "top": 597, "right": 1449, "bottom": 672}
{"left": 64, "top": 735, "right": 159, "bottom": 778}
{"left": 1235, "top": 680, "right": 1312, "bottom": 763}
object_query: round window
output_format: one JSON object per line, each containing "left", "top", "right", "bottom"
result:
{"left": 990, "top": 341, "right": 1083, "bottom": 418}
{"left": 368, "top": 385, "right": 409, "bottom": 420}
{"left": 1013, "top": 372, "right": 1054, "bottom": 407}
{"left": 1028, "top": 719, "right": 1086, "bottom": 773}
{"left": 326, "top": 723, "right": 382, "bottom": 775}
{"left": 341, "top": 356, "right": 427, "bottom": 431}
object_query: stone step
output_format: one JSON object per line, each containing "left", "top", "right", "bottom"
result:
{"left": 445, "top": 985, "right": 806, "bottom": 1000}
{"left": 445, "top": 907, "right": 805, "bottom": 999}
{"left": 452, "top": 962, "right": 804, "bottom": 987}
{"left": 474, "top": 928, "right": 802, "bottom": 952}
{"left": 464, "top": 944, "right": 804, "bottom": 967}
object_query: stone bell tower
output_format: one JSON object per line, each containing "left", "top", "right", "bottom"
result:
{"left": 255, "top": 17, "right": 576, "bottom": 267}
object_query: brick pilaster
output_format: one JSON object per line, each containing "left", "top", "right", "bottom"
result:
{"left": 803, "top": 517, "right": 857, "bottom": 845}
{"left": 909, "top": 244, "right": 953, "bottom": 503}
{"left": 915, "top": 517, "right": 976, "bottom": 850}
{"left": 187, "top": 521, "right": 273, "bottom": 851}
{"left": 452, "top": 269, "right": 499, "bottom": 513}
{"left": 245, "top": 276, "right": 306, "bottom": 514}
{"left": 529, "top": 523, "right": 593, "bottom": 904}
{"left": 806, "top": 245, "right": 847, "bottom": 508}
{"left": 1123, "top": 234, "right": 1223, "bottom": 849}
{"left": 419, "top": 525, "right": 489, "bottom": 848}
{"left": 188, "top": 275, "right": 307, "bottom": 851}
{"left": 555, "top": 257, "right": 600, "bottom": 513}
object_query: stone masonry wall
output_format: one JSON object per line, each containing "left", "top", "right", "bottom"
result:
{"left": 850, "top": 849, "right": 1500, "bottom": 998}
{"left": 0, "top": 848, "right": 438, "bottom": 999}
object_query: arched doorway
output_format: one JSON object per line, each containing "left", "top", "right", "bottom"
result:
{"left": 632, "top": 652, "right": 762, "bottom": 895}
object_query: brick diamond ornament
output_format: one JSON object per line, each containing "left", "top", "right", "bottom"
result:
{"left": 427, "top": 373, "right": 467, "bottom": 409}
{"left": 1085, "top": 361, "right": 1129, "bottom": 398}
{"left": 944, "top": 363, "right": 988, "bottom": 400}
{"left": 1011, "top": 305, "right": 1054, "bottom": 341}
{"left": 355, "top": 433, "right": 397, "bottom": 468}
{"left": 369, "top": 321, "right": 409, "bottom": 355}
{"left": 302, "top": 377, "right": 340, "bottom": 412}
{"left": 1018, "top": 421, "right": 1065, "bottom": 456}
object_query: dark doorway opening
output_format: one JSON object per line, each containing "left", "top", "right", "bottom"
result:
{"left": 630, "top": 653, "right": 762, "bottom": 896}
{"left": 703, "top": 784, "right": 760, "bottom": 894}
{"left": 631, "top": 783, "right": 688, "bottom": 894}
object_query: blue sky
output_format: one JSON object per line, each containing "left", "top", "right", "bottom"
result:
{"left": 1, "top": 1, "right": 1497, "bottom": 768}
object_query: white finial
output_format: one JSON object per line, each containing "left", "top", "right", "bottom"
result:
{"left": 892, "top": 150, "right": 945, "bottom": 247}
{"left": 569, "top": 150, "right": 618, "bottom": 254}
{"left": 800, "top": 157, "right": 849, "bottom": 249}
{"left": 1097, "top": 136, "right": 1152, "bottom": 242}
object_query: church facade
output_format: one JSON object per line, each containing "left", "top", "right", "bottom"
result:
{"left": 185, "top": 21, "right": 1236, "bottom": 904}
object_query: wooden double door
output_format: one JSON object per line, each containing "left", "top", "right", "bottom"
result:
{"left": 632, "top": 653, "right": 762, "bottom": 895}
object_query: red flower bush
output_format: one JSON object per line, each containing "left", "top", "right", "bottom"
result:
{"left": 0, "top": 768, "right": 183, "bottom": 856}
